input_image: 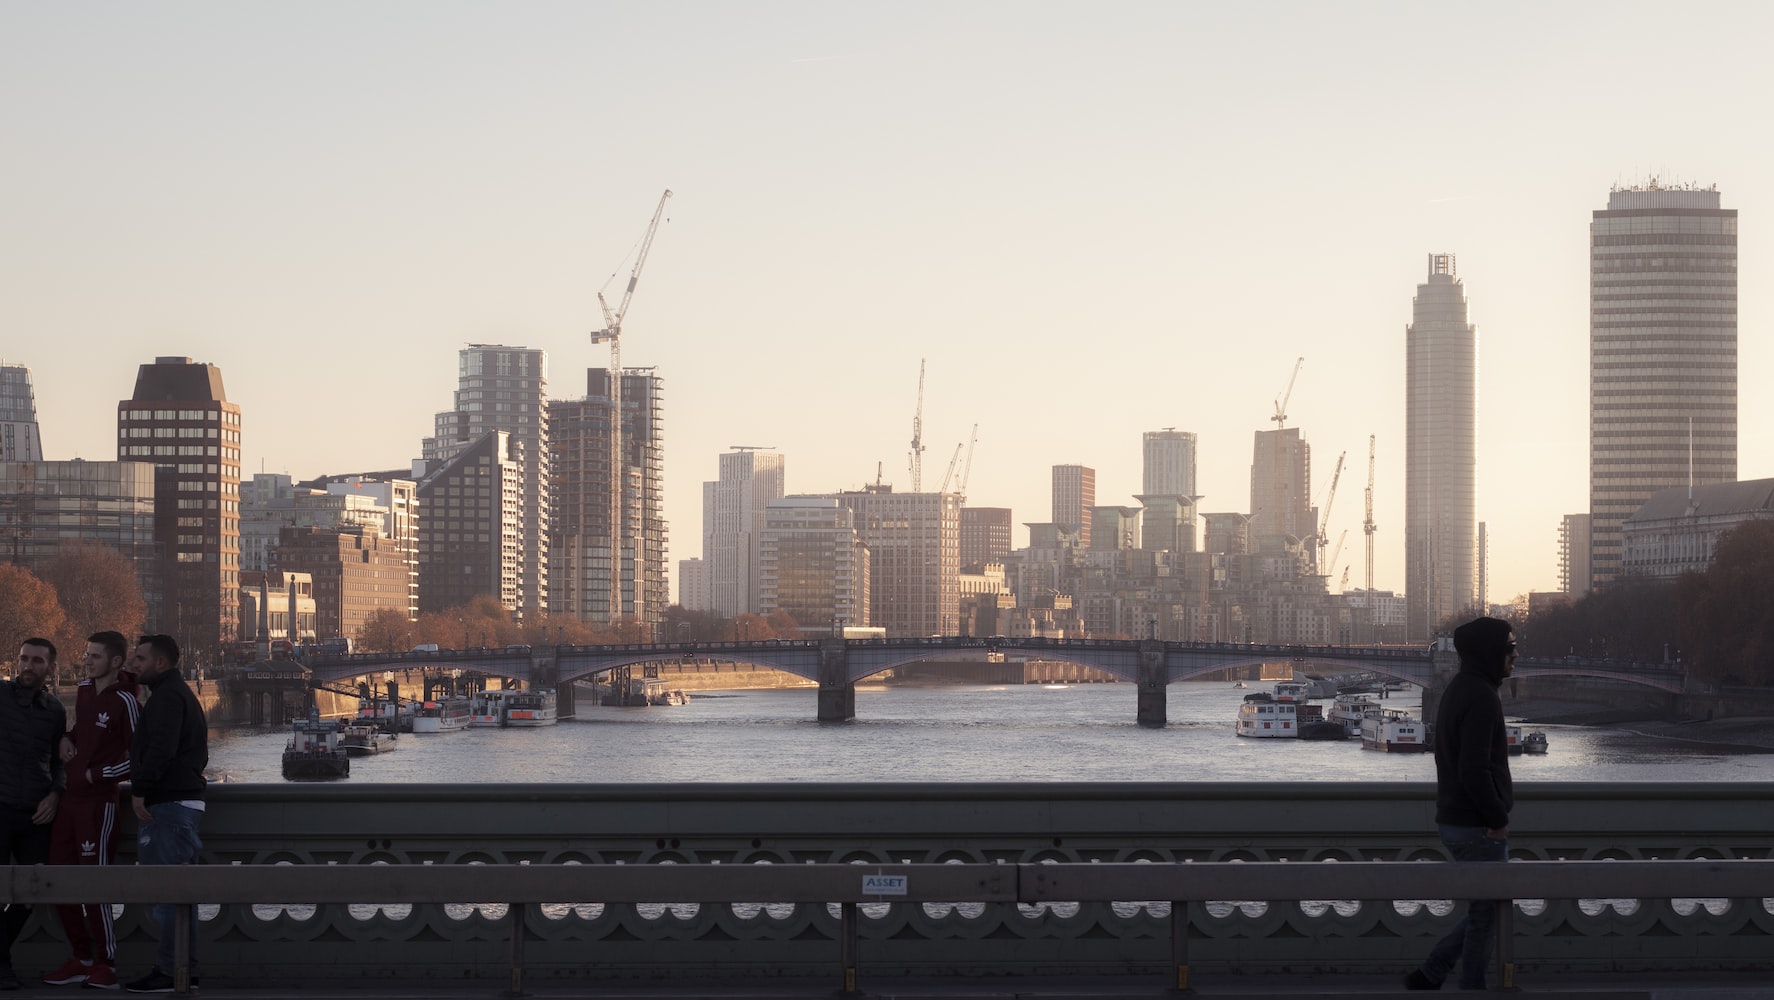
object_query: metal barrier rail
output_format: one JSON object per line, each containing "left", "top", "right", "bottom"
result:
{"left": 6, "top": 859, "right": 1774, "bottom": 995}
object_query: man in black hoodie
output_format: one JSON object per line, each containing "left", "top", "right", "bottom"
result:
{"left": 123, "top": 635, "right": 206, "bottom": 995}
{"left": 1406, "top": 616, "right": 1516, "bottom": 991}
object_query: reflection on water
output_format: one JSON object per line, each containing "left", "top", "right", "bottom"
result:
{"left": 208, "top": 682, "right": 1774, "bottom": 784}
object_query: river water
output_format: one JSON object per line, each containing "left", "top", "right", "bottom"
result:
{"left": 211, "top": 681, "right": 1774, "bottom": 784}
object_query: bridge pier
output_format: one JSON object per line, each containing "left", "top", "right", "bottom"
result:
{"left": 1137, "top": 640, "right": 1166, "bottom": 727}
{"left": 818, "top": 638, "right": 855, "bottom": 722}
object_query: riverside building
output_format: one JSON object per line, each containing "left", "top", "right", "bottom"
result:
{"left": 1589, "top": 182, "right": 1737, "bottom": 588}
{"left": 1405, "top": 253, "right": 1477, "bottom": 640}
{"left": 704, "top": 447, "right": 785, "bottom": 617}
{"left": 0, "top": 364, "right": 44, "bottom": 462}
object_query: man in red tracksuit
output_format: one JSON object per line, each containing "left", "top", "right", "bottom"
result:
{"left": 41, "top": 631, "right": 138, "bottom": 991}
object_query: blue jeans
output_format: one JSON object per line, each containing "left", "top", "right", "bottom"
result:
{"left": 137, "top": 803, "right": 203, "bottom": 975}
{"left": 1420, "top": 825, "right": 1507, "bottom": 988}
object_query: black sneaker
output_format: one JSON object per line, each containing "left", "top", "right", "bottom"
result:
{"left": 124, "top": 970, "right": 176, "bottom": 994}
{"left": 1403, "top": 968, "right": 1442, "bottom": 990}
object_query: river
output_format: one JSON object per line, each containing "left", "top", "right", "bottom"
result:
{"left": 210, "top": 681, "right": 1774, "bottom": 784}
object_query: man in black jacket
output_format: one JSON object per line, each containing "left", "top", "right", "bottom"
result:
{"left": 1407, "top": 616, "right": 1516, "bottom": 991}
{"left": 122, "top": 635, "right": 207, "bottom": 995}
{"left": 2, "top": 638, "right": 66, "bottom": 992}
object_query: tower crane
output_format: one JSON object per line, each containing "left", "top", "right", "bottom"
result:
{"left": 956, "top": 423, "right": 979, "bottom": 500}
{"left": 939, "top": 443, "right": 964, "bottom": 493}
{"left": 1339, "top": 564, "right": 1351, "bottom": 592}
{"left": 1271, "top": 357, "right": 1304, "bottom": 430}
{"left": 908, "top": 359, "right": 927, "bottom": 492}
{"left": 1363, "top": 434, "right": 1377, "bottom": 591}
{"left": 591, "top": 188, "right": 672, "bottom": 621}
{"left": 1327, "top": 528, "right": 1348, "bottom": 582}
{"left": 1315, "top": 450, "right": 1345, "bottom": 571}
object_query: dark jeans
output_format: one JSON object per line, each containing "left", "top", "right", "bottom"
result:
{"left": 136, "top": 803, "right": 204, "bottom": 975}
{"left": 1, "top": 804, "right": 52, "bottom": 970}
{"left": 1420, "top": 824, "right": 1508, "bottom": 988}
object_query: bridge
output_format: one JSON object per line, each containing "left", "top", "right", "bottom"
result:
{"left": 6, "top": 781, "right": 1772, "bottom": 993}
{"left": 296, "top": 638, "right": 1689, "bottom": 723}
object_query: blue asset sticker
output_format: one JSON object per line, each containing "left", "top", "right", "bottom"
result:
{"left": 862, "top": 874, "right": 908, "bottom": 896}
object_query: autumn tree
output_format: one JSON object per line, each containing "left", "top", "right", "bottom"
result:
{"left": 355, "top": 607, "right": 414, "bottom": 653}
{"left": 1676, "top": 520, "right": 1774, "bottom": 685}
{"left": 0, "top": 564, "right": 69, "bottom": 665}
{"left": 1519, "top": 579, "right": 1681, "bottom": 663}
{"left": 765, "top": 610, "right": 801, "bottom": 638}
{"left": 38, "top": 541, "right": 148, "bottom": 651}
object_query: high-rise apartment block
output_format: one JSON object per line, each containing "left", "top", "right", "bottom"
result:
{"left": 423, "top": 345, "right": 549, "bottom": 615}
{"left": 1405, "top": 253, "right": 1477, "bottom": 640}
{"left": 838, "top": 486, "right": 961, "bottom": 637}
{"left": 117, "top": 357, "right": 242, "bottom": 659}
{"left": 704, "top": 448, "right": 785, "bottom": 617}
{"left": 416, "top": 430, "right": 521, "bottom": 614}
{"left": 1559, "top": 513, "right": 1591, "bottom": 596}
{"left": 677, "top": 557, "right": 710, "bottom": 611}
{"left": 1, "top": 364, "right": 44, "bottom": 461}
{"left": 959, "top": 507, "right": 1013, "bottom": 569}
{"left": 548, "top": 368, "right": 668, "bottom": 627}
{"left": 1142, "top": 429, "right": 1197, "bottom": 498}
{"left": 758, "top": 496, "right": 870, "bottom": 633}
{"left": 1249, "top": 428, "right": 1314, "bottom": 565}
{"left": 1589, "top": 183, "right": 1737, "bottom": 588}
{"left": 1051, "top": 465, "right": 1096, "bottom": 547}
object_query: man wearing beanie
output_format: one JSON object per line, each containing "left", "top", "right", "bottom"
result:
{"left": 1406, "top": 616, "right": 1516, "bottom": 991}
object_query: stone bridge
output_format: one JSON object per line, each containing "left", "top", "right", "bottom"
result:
{"left": 299, "top": 638, "right": 1688, "bottom": 724}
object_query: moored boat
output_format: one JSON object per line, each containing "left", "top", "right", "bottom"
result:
{"left": 1329, "top": 693, "right": 1382, "bottom": 736}
{"left": 282, "top": 713, "right": 349, "bottom": 780}
{"left": 1505, "top": 725, "right": 1524, "bottom": 756}
{"left": 411, "top": 696, "right": 471, "bottom": 734}
{"left": 504, "top": 688, "right": 558, "bottom": 727}
{"left": 468, "top": 689, "right": 510, "bottom": 728}
{"left": 1523, "top": 730, "right": 1549, "bottom": 754}
{"left": 1360, "top": 709, "right": 1428, "bottom": 752}
{"left": 340, "top": 721, "right": 397, "bottom": 756}
{"left": 1235, "top": 692, "right": 1296, "bottom": 738}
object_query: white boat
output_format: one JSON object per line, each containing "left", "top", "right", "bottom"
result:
{"left": 1235, "top": 692, "right": 1297, "bottom": 738}
{"left": 1360, "top": 709, "right": 1428, "bottom": 752}
{"left": 1505, "top": 725, "right": 1524, "bottom": 756}
{"left": 1272, "top": 680, "right": 1312, "bottom": 703}
{"left": 1523, "top": 731, "right": 1549, "bottom": 754}
{"left": 504, "top": 688, "right": 558, "bottom": 727}
{"left": 1329, "top": 693, "right": 1382, "bottom": 735}
{"left": 468, "top": 689, "right": 510, "bottom": 728}
{"left": 340, "top": 721, "right": 397, "bottom": 756}
{"left": 411, "top": 696, "right": 471, "bottom": 734}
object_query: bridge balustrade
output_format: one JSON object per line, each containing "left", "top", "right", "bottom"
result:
{"left": 6, "top": 781, "right": 1770, "bottom": 989}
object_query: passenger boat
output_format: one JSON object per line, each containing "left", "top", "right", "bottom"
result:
{"left": 1523, "top": 730, "right": 1549, "bottom": 754}
{"left": 1329, "top": 693, "right": 1382, "bottom": 735}
{"left": 281, "top": 713, "right": 349, "bottom": 780}
{"left": 1505, "top": 725, "right": 1524, "bottom": 756}
{"left": 1234, "top": 692, "right": 1296, "bottom": 738}
{"left": 355, "top": 698, "right": 415, "bottom": 734}
{"left": 340, "top": 721, "right": 398, "bottom": 756}
{"left": 504, "top": 688, "right": 558, "bottom": 727}
{"left": 1360, "top": 709, "right": 1428, "bottom": 752}
{"left": 468, "top": 689, "right": 510, "bottom": 728}
{"left": 411, "top": 696, "right": 471, "bottom": 734}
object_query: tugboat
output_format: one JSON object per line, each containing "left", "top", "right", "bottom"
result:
{"left": 282, "top": 711, "right": 349, "bottom": 780}
{"left": 340, "top": 720, "right": 398, "bottom": 756}
{"left": 1523, "top": 730, "right": 1549, "bottom": 754}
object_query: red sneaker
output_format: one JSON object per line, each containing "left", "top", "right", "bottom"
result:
{"left": 82, "top": 964, "right": 120, "bottom": 990}
{"left": 42, "top": 957, "right": 92, "bottom": 985}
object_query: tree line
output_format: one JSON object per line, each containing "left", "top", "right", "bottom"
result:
{"left": 0, "top": 543, "right": 150, "bottom": 669}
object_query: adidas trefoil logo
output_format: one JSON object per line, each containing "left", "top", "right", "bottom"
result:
{"left": 97, "top": 712, "right": 111, "bottom": 728}
{"left": 80, "top": 840, "right": 96, "bottom": 855}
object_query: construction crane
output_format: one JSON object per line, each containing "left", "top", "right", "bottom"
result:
{"left": 956, "top": 423, "right": 979, "bottom": 500}
{"left": 1327, "top": 528, "right": 1348, "bottom": 581}
{"left": 591, "top": 188, "right": 672, "bottom": 621}
{"left": 1339, "top": 564, "right": 1351, "bottom": 592}
{"left": 938, "top": 443, "right": 964, "bottom": 493}
{"left": 1315, "top": 450, "right": 1345, "bottom": 571}
{"left": 1363, "top": 434, "right": 1377, "bottom": 591}
{"left": 1271, "top": 357, "right": 1304, "bottom": 430}
{"left": 908, "top": 359, "right": 927, "bottom": 492}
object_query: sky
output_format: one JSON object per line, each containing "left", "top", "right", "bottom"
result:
{"left": 5, "top": 2, "right": 1772, "bottom": 605}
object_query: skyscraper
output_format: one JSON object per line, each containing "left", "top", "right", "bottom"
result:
{"left": 548, "top": 368, "right": 668, "bottom": 627}
{"left": 1589, "top": 182, "right": 1737, "bottom": 588}
{"left": 117, "top": 357, "right": 242, "bottom": 659}
{"left": 759, "top": 496, "right": 870, "bottom": 632}
{"left": 1051, "top": 465, "right": 1096, "bottom": 547}
{"left": 423, "top": 345, "right": 549, "bottom": 615}
{"left": 0, "top": 364, "right": 44, "bottom": 461}
{"left": 1142, "top": 429, "right": 1197, "bottom": 498}
{"left": 416, "top": 430, "right": 522, "bottom": 614}
{"left": 959, "top": 507, "right": 1013, "bottom": 569}
{"left": 838, "top": 486, "right": 961, "bottom": 637}
{"left": 1405, "top": 253, "right": 1477, "bottom": 640}
{"left": 703, "top": 448, "right": 786, "bottom": 617}
{"left": 1249, "top": 428, "right": 1313, "bottom": 563}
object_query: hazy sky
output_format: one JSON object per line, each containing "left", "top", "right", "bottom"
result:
{"left": 6, "top": 2, "right": 1771, "bottom": 605}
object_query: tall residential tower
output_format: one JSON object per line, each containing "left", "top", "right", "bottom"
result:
{"left": 1589, "top": 183, "right": 1737, "bottom": 587}
{"left": 1405, "top": 254, "right": 1477, "bottom": 639}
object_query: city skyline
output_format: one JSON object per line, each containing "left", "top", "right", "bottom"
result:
{"left": 9, "top": 5, "right": 1774, "bottom": 607}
